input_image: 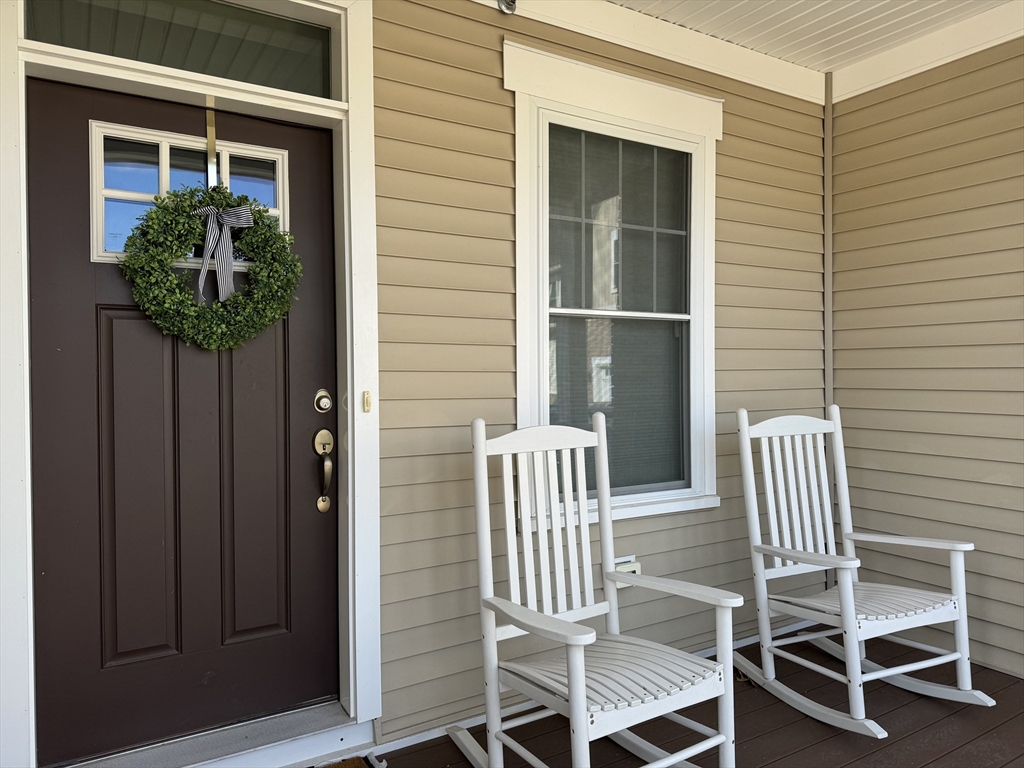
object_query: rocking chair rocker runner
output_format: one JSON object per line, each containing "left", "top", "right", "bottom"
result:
{"left": 447, "top": 413, "right": 743, "bottom": 768}
{"left": 735, "top": 404, "right": 995, "bottom": 739}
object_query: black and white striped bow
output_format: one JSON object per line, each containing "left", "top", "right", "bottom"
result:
{"left": 194, "top": 205, "right": 254, "bottom": 302}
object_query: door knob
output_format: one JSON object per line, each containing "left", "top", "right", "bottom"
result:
{"left": 313, "top": 428, "right": 334, "bottom": 513}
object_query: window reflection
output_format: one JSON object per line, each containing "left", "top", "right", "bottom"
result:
{"left": 590, "top": 200, "right": 619, "bottom": 311}
{"left": 104, "top": 199, "right": 153, "bottom": 252}
{"left": 230, "top": 156, "right": 276, "bottom": 208}
{"left": 104, "top": 138, "right": 158, "bottom": 194}
{"left": 170, "top": 147, "right": 213, "bottom": 190}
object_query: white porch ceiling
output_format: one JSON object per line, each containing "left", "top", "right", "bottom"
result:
{"left": 607, "top": 0, "right": 1016, "bottom": 71}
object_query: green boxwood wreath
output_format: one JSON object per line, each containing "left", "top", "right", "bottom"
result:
{"left": 120, "top": 185, "right": 302, "bottom": 350}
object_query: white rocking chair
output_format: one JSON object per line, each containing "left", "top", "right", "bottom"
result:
{"left": 447, "top": 413, "right": 743, "bottom": 768}
{"left": 735, "top": 404, "right": 995, "bottom": 739}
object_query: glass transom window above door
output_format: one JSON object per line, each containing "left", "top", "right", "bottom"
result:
{"left": 25, "top": 0, "right": 332, "bottom": 99}
{"left": 91, "top": 121, "right": 288, "bottom": 266}
{"left": 547, "top": 123, "right": 693, "bottom": 495}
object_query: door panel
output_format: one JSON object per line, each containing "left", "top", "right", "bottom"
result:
{"left": 28, "top": 79, "right": 340, "bottom": 767}
{"left": 98, "top": 307, "right": 180, "bottom": 666}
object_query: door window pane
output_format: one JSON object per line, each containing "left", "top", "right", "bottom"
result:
{"left": 170, "top": 147, "right": 210, "bottom": 190}
{"left": 231, "top": 157, "right": 276, "bottom": 208}
{"left": 104, "top": 138, "right": 158, "bottom": 194}
{"left": 25, "top": 0, "right": 331, "bottom": 99}
{"left": 104, "top": 199, "right": 154, "bottom": 252}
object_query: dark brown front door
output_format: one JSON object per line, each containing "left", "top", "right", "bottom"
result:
{"left": 28, "top": 79, "right": 340, "bottom": 767}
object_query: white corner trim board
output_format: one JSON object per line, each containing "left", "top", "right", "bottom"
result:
{"left": 341, "top": 0, "right": 384, "bottom": 727}
{"left": 832, "top": 1, "right": 1024, "bottom": 101}
{"left": 470, "top": 0, "right": 824, "bottom": 103}
{"left": 0, "top": 2, "right": 35, "bottom": 766}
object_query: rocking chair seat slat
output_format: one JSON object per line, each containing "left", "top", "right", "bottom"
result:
{"left": 529, "top": 656, "right": 650, "bottom": 707}
{"left": 500, "top": 634, "right": 722, "bottom": 714}
{"left": 771, "top": 582, "right": 953, "bottom": 621}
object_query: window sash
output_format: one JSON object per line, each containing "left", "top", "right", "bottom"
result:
{"left": 548, "top": 313, "right": 691, "bottom": 492}
{"left": 545, "top": 122, "right": 694, "bottom": 495}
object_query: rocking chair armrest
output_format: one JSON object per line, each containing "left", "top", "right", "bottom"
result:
{"left": 606, "top": 571, "right": 743, "bottom": 608}
{"left": 845, "top": 532, "right": 974, "bottom": 552}
{"left": 481, "top": 597, "right": 597, "bottom": 646}
{"left": 753, "top": 544, "right": 860, "bottom": 569}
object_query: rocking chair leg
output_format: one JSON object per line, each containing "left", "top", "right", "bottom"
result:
{"left": 753, "top": 587, "right": 776, "bottom": 681}
{"left": 567, "top": 645, "right": 591, "bottom": 768}
{"left": 950, "top": 550, "right": 974, "bottom": 692}
{"left": 481, "top": 614, "right": 504, "bottom": 768}
{"left": 843, "top": 633, "right": 866, "bottom": 721}
{"left": 838, "top": 571, "right": 866, "bottom": 720}
{"left": 716, "top": 606, "right": 736, "bottom": 768}
{"left": 953, "top": 614, "right": 973, "bottom": 691}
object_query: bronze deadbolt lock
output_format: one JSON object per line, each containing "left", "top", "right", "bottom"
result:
{"left": 314, "top": 389, "right": 333, "bottom": 413}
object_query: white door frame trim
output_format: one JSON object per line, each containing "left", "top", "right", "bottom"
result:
{"left": 0, "top": 2, "right": 381, "bottom": 766}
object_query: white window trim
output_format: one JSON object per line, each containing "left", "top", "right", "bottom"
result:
{"left": 90, "top": 121, "right": 289, "bottom": 267}
{"left": 507, "top": 41, "right": 722, "bottom": 519}
{"left": 0, "top": 2, "right": 381, "bottom": 765}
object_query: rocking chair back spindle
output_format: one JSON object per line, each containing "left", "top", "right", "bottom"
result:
{"left": 484, "top": 425, "right": 608, "bottom": 632}
{"left": 744, "top": 414, "right": 843, "bottom": 575}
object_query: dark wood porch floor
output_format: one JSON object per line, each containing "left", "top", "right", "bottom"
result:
{"left": 376, "top": 637, "right": 1023, "bottom": 768}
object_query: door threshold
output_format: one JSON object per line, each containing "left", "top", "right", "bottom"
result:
{"left": 72, "top": 702, "right": 373, "bottom": 768}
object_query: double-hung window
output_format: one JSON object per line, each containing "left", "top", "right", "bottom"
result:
{"left": 507, "top": 42, "right": 723, "bottom": 518}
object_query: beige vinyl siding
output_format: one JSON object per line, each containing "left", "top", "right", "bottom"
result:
{"left": 374, "top": 0, "right": 825, "bottom": 739}
{"left": 832, "top": 38, "right": 1024, "bottom": 678}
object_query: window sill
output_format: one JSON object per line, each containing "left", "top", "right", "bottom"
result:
{"left": 586, "top": 491, "right": 722, "bottom": 522}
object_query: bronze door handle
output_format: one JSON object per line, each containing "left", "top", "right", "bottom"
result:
{"left": 313, "top": 428, "right": 334, "bottom": 513}
{"left": 320, "top": 453, "right": 333, "bottom": 498}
